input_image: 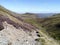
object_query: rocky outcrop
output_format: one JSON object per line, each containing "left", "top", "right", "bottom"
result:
{"left": 0, "top": 21, "right": 41, "bottom": 45}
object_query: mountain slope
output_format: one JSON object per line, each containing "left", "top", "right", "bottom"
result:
{"left": 18, "top": 12, "right": 60, "bottom": 45}
{"left": 0, "top": 5, "right": 60, "bottom": 45}
{"left": 21, "top": 13, "right": 60, "bottom": 45}
{"left": 37, "top": 14, "right": 60, "bottom": 40}
{"left": 0, "top": 5, "right": 41, "bottom": 45}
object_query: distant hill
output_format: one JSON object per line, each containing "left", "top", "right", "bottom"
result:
{"left": 21, "top": 13, "right": 55, "bottom": 18}
{"left": 36, "top": 13, "right": 55, "bottom": 18}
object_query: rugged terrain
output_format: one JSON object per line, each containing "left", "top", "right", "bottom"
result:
{"left": 0, "top": 5, "right": 60, "bottom": 45}
{"left": 0, "top": 5, "right": 41, "bottom": 45}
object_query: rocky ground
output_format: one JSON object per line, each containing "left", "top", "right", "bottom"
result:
{"left": 0, "top": 21, "right": 41, "bottom": 45}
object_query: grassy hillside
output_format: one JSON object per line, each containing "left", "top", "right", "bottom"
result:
{"left": 22, "top": 13, "right": 60, "bottom": 41}
{"left": 20, "top": 13, "right": 60, "bottom": 45}
{"left": 36, "top": 14, "right": 60, "bottom": 40}
{"left": 0, "top": 6, "right": 43, "bottom": 30}
{"left": 0, "top": 5, "right": 38, "bottom": 32}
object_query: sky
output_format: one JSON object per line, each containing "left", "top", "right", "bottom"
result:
{"left": 0, "top": 0, "right": 60, "bottom": 13}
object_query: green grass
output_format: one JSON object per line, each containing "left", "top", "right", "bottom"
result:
{"left": 24, "top": 18, "right": 41, "bottom": 28}
{"left": 37, "top": 14, "right": 60, "bottom": 40}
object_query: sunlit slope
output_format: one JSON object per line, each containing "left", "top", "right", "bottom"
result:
{"left": 0, "top": 5, "right": 41, "bottom": 45}
{"left": 37, "top": 14, "right": 60, "bottom": 40}
{"left": 0, "top": 5, "right": 37, "bottom": 31}
{"left": 20, "top": 13, "right": 60, "bottom": 45}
